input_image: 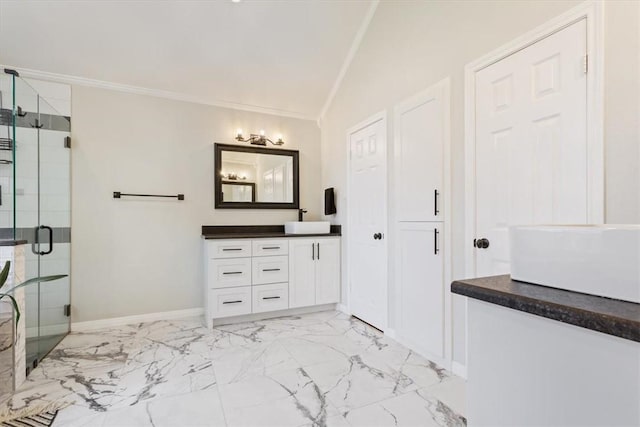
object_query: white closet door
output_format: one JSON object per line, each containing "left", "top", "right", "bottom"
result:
{"left": 394, "top": 84, "right": 446, "bottom": 221}
{"left": 397, "top": 222, "right": 444, "bottom": 359}
{"left": 348, "top": 117, "right": 388, "bottom": 330}
{"left": 474, "top": 19, "right": 588, "bottom": 277}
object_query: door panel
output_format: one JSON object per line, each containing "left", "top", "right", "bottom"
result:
{"left": 349, "top": 118, "right": 387, "bottom": 330}
{"left": 397, "top": 223, "right": 444, "bottom": 358}
{"left": 288, "top": 238, "right": 316, "bottom": 308}
{"left": 315, "top": 238, "right": 341, "bottom": 305}
{"left": 395, "top": 88, "right": 445, "bottom": 221}
{"left": 475, "top": 19, "right": 588, "bottom": 277}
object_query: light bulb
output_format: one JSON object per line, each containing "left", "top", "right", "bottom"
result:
{"left": 276, "top": 134, "right": 283, "bottom": 141}
{"left": 260, "top": 129, "right": 265, "bottom": 136}
{"left": 236, "top": 128, "right": 243, "bottom": 137}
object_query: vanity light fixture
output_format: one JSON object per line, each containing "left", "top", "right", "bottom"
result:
{"left": 220, "top": 171, "right": 247, "bottom": 181}
{"left": 235, "top": 128, "right": 284, "bottom": 146}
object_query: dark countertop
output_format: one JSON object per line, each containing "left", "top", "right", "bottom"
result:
{"left": 452, "top": 275, "right": 640, "bottom": 343}
{"left": 0, "top": 239, "right": 28, "bottom": 247}
{"left": 202, "top": 224, "right": 341, "bottom": 240}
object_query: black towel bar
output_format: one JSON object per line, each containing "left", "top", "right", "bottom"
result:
{"left": 113, "top": 192, "right": 184, "bottom": 200}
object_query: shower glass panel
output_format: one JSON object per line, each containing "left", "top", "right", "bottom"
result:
{"left": 2, "top": 72, "right": 71, "bottom": 372}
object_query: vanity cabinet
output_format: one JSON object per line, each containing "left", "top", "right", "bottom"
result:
{"left": 289, "top": 237, "right": 341, "bottom": 308}
{"left": 204, "top": 236, "right": 340, "bottom": 326}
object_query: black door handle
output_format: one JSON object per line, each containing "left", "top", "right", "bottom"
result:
{"left": 37, "top": 225, "right": 53, "bottom": 255}
{"left": 434, "top": 189, "right": 439, "bottom": 216}
{"left": 474, "top": 238, "right": 490, "bottom": 249}
{"left": 434, "top": 228, "right": 439, "bottom": 254}
{"left": 373, "top": 233, "right": 382, "bottom": 240}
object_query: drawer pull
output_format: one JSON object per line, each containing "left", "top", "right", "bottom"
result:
{"left": 222, "top": 248, "right": 243, "bottom": 251}
{"left": 263, "top": 246, "right": 280, "bottom": 250}
{"left": 222, "top": 300, "right": 243, "bottom": 305}
{"left": 222, "top": 271, "right": 243, "bottom": 275}
{"left": 263, "top": 268, "right": 281, "bottom": 272}
{"left": 262, "top": 296, "right": 281, "bottom": 300}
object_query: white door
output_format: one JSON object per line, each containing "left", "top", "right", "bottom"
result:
{"left": 474, "top": 19, "right": 588, "bottom": 277}
{"left": 348, "top": 116, "right": 387, "bottom": 330}
{"left": 288, "top": 238, "right": 316, "bottom": 308}
{"left": 315, "top": 238, "right": 341, "bottom": 305}
{"left": 397, "top": 222, "right": 443, "bottom": 359}
{"left": 395, "top": 86, "right": 445, "bottom": 221}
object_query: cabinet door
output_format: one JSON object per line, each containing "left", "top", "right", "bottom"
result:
{"left": 288, "top": 239, "right": 316, "bottom": 308}
{"left": 394, "top": 83, "right": 446, "bottom": 221}
{"left": 315, "top": 238, "right": 341, "bottom": 305}
{"left": 396, "top": 223, "right": 444, "bottom": 359}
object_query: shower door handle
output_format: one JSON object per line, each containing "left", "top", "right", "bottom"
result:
{"left": 38, "top": 225, "right": 53, "bottom": 255}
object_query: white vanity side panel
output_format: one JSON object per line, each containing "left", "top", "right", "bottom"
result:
{"left": 207, "top": 240, "right": 252, "bottom": 259}
{"left": 468, "top": 299, "right": 640, "bottom": 426}
{"left": 252, "top": 239, "right": 289, "bottom": 257}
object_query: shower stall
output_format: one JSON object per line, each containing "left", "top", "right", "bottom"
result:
{"left": 0, "top": 70, "right": 71, "bottom": 373}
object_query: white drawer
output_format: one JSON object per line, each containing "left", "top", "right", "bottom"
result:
{"left": 209, "top": 258, "right": 251, "bottom": 289}
{"left": 252, "top": 283, "right": 289, "bottom": 313}
{"left": 252, "top": 239, "right": 288, "bottom": 257}
{"left": 209, "top": 286, "right": 251, "bottom": 318}
{"left": 207, "top": 240, "right": 252, "bottom": 259}
{"left": 252, "top": 255, "right": 289, "bottom": 285}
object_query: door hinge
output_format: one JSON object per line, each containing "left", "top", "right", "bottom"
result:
{"left": 64, "top": 136, "right": 71, "bottom": 149}
{"left": 583, "top": 55, "right": 588, "bottom": 74}
{"left": 64, "top": 304, "right": 71, "bottom": 317}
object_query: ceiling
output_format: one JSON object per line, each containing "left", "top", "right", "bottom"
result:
{"left": 0, "top": 0, "right": 373, "bottom": 119}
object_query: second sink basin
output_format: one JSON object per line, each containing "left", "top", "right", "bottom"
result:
{"left": 510, "top": 225, "right": 640, "bottom": 303}
{"left": 285, "top": 221, "right": 330, "bottom": 235}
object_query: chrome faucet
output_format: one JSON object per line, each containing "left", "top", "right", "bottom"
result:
{"left": 298, "top": 208, "right": 308, "bottom": 222}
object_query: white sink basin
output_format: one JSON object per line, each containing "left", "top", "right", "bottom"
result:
{"left": 285, "top": 221, "right": 331, "bottom": 235}
{"left": 510, "top": 225, "right": 640, "bottom": 303}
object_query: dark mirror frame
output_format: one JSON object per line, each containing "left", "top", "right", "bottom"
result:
{"left": 214, "top": 143, "right": 300, "bottom": 209}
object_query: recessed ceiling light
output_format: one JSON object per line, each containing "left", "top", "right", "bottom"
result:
{"left": 231, "top": 0, "right": 241, "bottom": 3}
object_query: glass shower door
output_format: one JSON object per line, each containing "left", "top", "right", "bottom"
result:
{"left": 35, "top": 91, "right": 71, "bottom": 363}
{"left": 13, "top": 77, "right": 71, "bottom": 370}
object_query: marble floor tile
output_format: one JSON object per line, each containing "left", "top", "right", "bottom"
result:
{"left": 102, "top": 388, "right": 226, "bottom": 427}
{"left": 110, "top": 339, "right": 216, "bottom": 408}
{"left": 209, "top": 320, "right": 306, "bottom": 350}
{"left": 212, "top": 340, "right": 301, "bottom": 385}
{"left": 52, "top": 404, "right": 108, "bottom": 427}
{"left": 0, "top": 311, "right": 466, "bottom": 426}
{"left": 420, "top": 374, "right": 466, "bottom": 416}
{"left": 344, "top": 388, "right": 466, "bottom": 427}
{"left": 303, "top": 351, "right": 418, "bottom": 413}
{"left": 219, "top": 367, "right": 339, "bottom": 427}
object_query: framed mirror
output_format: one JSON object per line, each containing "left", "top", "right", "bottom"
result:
{"left": 214, "top": 143, "right": 299, "bottom": 209}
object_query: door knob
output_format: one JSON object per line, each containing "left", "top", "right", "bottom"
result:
{"left": 474, "top": 238, "right": 490, "bottom": 249}
{"left": 373, "top": 233, "right": 382, "bottom": 240}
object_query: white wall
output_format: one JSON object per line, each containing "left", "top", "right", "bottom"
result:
{"left": 71, "top": 86, "right": 320, "bottom": 322}
{"left": 320, "top": 0, "right": 640, "bottom": 366}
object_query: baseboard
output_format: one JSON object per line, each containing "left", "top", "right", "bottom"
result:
{"left": 451, "top": 361, "right": 467, "bottom": 379}
{"left": 71, "top": 308, "right": 204, "bottom": 332}
{"left": 384, "top": 327, "right": 397, "bottom": 339}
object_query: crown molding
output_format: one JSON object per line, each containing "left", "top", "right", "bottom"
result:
{"left": 1, "top": 65, "right": 316, "bottom": 121}
{"left": 318, "top": 0, "right": 379, "bottom": 121}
